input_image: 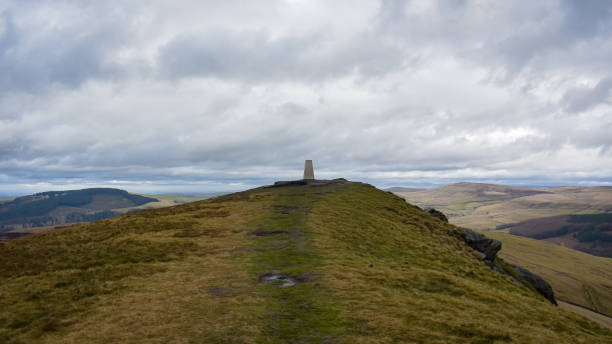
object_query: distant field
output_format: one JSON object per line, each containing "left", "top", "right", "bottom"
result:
{"left": 114, "top": 193, "right": 223, "bottom": 212}
{"left": 395, "top": 183, "right": 612, "bottom": 230}
{"left": 485, "top": 231, "right": 612, "bottom": 318}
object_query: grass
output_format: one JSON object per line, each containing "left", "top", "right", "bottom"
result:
{"left": 559, "top": 301, "right": 612, "bottom": 330}
{"left": 485, "top": 231, "right": 612, "bottom": 317}
{"left": 1, "top": 182, "right": 611, "bottom": 343}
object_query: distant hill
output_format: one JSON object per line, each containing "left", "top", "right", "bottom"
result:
{"left": 508, "top": 213, "right": 612, "bottom": 257}
{"left": 0, "top": 181, "right": 610, "bottom": 342}
{"left": 0, "top": 188, "right": 157, "bottom": 233}
{"left": 384, "top": 187, "right": 424, "bottom": 193}
{"left": 392, "top": 182, "right": 612, "bottom": 230}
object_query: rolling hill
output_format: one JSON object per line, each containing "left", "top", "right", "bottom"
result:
{"left": 508, "top": 213, "right": 612, "bottom": 257}
{"left": 1, "top": 180, "right": 610, "bottom": 343}
{"left": 393, "top": 182, "right": 612, "bottom": 230}
{"left": 0, "top": 188, "right": 157, "bottom": 233}
{"left": 0, "top": 190, "right": 224, "bottom": 242}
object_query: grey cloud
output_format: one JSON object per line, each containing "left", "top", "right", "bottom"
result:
{"left": 156, "top": 29, "right": 406, "bottom": 81}
{"left": 0, "top": 1, "right": 611, "bottom": 194}
{"left": 561, "top": 0, "right": 612, "bottom": 38}
{"left": 562, "top": 77, "right": 612, "bottom": 112}
{"left": 0, "top": 6, "right": 133, "bottom": 93}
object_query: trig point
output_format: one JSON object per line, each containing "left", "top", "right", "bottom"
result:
{"left": 303, "top": 160, "right": 314, "bottom": 180}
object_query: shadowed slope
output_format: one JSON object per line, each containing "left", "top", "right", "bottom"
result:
{"left": 1, "top": 182, "right": 610, "bottom": 343}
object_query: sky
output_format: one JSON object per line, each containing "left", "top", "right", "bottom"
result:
{"left": 1, "top": 0, "right": 612, "bottom": 196}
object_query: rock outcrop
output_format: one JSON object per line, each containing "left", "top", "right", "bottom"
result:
{"left": 460, "top": 227, "right": 502, "bottom": 263}
{"left": 510, "top": 264, "right": 558, "bottom": 305}
{"left": 443, "top": 218, "right": 557, "bottom": 306}
{"left": 427, "top": 208, "right": 449, "bottom": 223}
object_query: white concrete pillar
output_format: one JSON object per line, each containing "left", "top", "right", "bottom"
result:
{"left": 303, "top": 160, "right": 314, "bottom": 180}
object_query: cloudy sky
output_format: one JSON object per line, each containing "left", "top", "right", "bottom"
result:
{"left": 1, "top": 0, "right": 612, "bottom": 196}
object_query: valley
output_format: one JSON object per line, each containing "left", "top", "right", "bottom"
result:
{"left": 392, "top": 183, "right": 612, "bottom": 230}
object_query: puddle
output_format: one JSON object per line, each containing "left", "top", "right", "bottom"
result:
{"left": 259, "top": 273, "right": 300, "bottom": 287}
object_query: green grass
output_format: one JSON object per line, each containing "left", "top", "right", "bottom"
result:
{"left": 0, "top": 182, "right": 611, "bottom": 343}
{"left": 485, "top": 231, "right": 612, "bottom": 317}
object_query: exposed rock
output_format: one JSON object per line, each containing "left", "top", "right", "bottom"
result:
{"left": 457, "top": 228, "right": 557, "bottom": 305}
{"left": 460, "top": 228, "right": 502, "bottom": 262}
{"left": 510, "top": 264, "right": 558, "bottom": 305}
{"left": 427, "top": 208, "right": 449, "bottom": 223}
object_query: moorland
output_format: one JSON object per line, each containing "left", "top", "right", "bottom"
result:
{"left": 1, "top": 180, "right": 610, "bottom": 343}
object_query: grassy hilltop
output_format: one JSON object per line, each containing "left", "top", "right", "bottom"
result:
{"left": 1, "top": 181, "right": 610, "bottom": 343}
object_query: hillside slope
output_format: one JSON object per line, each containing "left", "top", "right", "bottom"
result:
{"left": 508, "top": 214, "right": 612, "bottom": 257}
{"left": 1, "top": 181, "right": 610, "bottom": 343}
{"left": 0, "top": 188, "right": 157, "bottom": 232}
{"left": 485, "top": 231, "right": 612, "bottom": 318}
{"left": 395, "top": 182, "right": 612, "bottom": 230}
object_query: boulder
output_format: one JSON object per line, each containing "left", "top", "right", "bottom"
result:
{"left": 427, "top": 208, "right": 449, "bottom": 223}
{"left": 460, "top": 228, "right": 502, "bottom": 262}
{"left": 510, "top": 264, "right": 557, "bottom": 305}
{"left": 457, "top": 228, "right": 557, "bottom": 305}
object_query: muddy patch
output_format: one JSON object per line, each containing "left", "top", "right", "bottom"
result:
{"left": 273, "top": 205, "right": 297, "bottom": 214}
{"left": 259, "top": 273, "right": 301, "bottom": 287}
{"left": 248, "top": 229, "right": 289, "bottom": 236}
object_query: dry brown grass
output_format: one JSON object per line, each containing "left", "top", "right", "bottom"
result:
{"left": 559, "top": 301, "right": 612, "bottom": 330}
{"left": 396, "top": 183, "right": 612, "bottom": 230}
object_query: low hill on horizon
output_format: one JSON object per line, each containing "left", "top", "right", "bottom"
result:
{"left": 384, "top": 187, "right": 424, "bottom": 193}
{"left": 0, "top": 190, "right": 225, "bottom": 240}
{"left": 1, "top": 180, "right": 610, "bottom": 343}
{"left": 393, "top": 182, "right": 612, "bottom": 230}
{"left": 0, "top": 188, "right": 157, "bottom": 233}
